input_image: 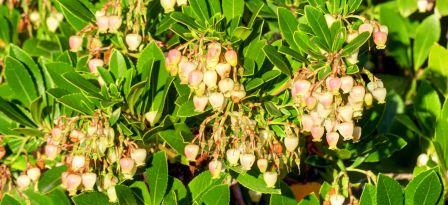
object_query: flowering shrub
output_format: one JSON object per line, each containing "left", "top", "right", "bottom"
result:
{"left": 0, "top": 0, "right": 447, "bottom": 204}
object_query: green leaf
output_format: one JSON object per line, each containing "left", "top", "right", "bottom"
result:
{"left": 116, "top": 185, "right": 138, "bottom": 205}
{"left": 1, "top": 194, "right": 21, "bottom": 205}
{"left": 271, "top": 182, "right": 298, "bottom": 205}
{"left": 177, "top": 100, "right": 205, "bottom": 117}
{"left": 342, "top": 32, "right": 370, "bottom": 56}
{"left": 72, "top": 192, "right": 110, "bottom": 205}
{"left": 9, "top": 45, "right": 45, "bottom": 97}
{"left": 222, "top": 0, "right": 244, "bottom": 21}
{"left": 437, "top": 0, "right": 448, "bottom": 16}
{"left": 4, "top": 57, "right": 37, "bottom": 106}
{"left": 24, "top": 190, "right": 54, "bottom": 205}
{"left": 198, "top": 184, "right": 230, "bottom": 205}
{"left": 48, "top": 188, "right": 71, "bottom": 205}
{"left": 145, "top": 151, "right": 168, "bottom": 205}
{"left": 188, "top": 171, "right": 226, "bottom": 201}
{"left": 397, "top": 0, "right": 417, "bottom": 17}
{"left": 405, "top": 170, "right": 442, "bottom": 205}
{"left": 435, "top": 101, "right": 448, "bottom": 171}
{"left": 413, "top": 15, "right": 440, "bottom": 71}
{"left": 62, "top": 72, "right": 102, "bottom": 99}
{"left": 38, "top": 166, "right": 67, "bottom": 193}
{"left": 429, "top": 44, "right": 448, "bottom": 76}
{"left": 363, "top": 134, "right": 407, "bottom": 162}
{"left": 0, "top": 97, "right": 36, "bottom": 128}
{"left": 277, "top": 8, "right": 299, "bottom": 50}
{"left": 189, "top": 0, "right": 209, "bottom": 24}
{"left": 263, "top": 45, "right": 291, "bottom": 76}
{"left": 109, "top": 49, "right": 128, "bottom": 79}
{"left": 170, "top": 12, "right": 201, "bottom": 30}
{"left": 158, "top": 130, "right": 186, "bottom": 154}
{"left": 360, "top": 184, "right": 376, "bottom": 205}
{"left": 130, "top": 181, "right": 151, "bottom": 205}
{"left": 376, "top": 174, "right": 403, "bottom": 205}
{"left": 304, "top": 6, "right": 331, "bottom": 48}
{"left": 56, "top": 0, "right": 93, "bottom": 23}
{"left": 414, "top": 81, "right": 440, "bottom": 135}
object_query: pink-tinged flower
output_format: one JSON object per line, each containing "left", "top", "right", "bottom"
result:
{"left": 359, "top": 23, "right": 374, "bottom": 34}
{"left": 226, "top": 149, "right": 240, "bottom": 166}
{"left": 82, "top": 172, "right": 97, "bottom": 191}
{"left": 208, "top": 160, "right": 222, "bottom": 179}
{"left": 301, "top": 114, "right": 314, "bottom": 132}
{"left": 88, "top": 58, "right": 104, "bottom": 74}
{"left": 45, "top": 144, "right": 59, "bottom": 160}
{"left": 337, "top": 122, "right": 354, "bottom": 141}
{"left": 108, "top": 15, "right": 122, "bottom": 33}
{"left": 27, "top": 167, "right": 41, "bottom": 182}
{"left": 311, "top": 126, "right": 325, "bottom": 142}
{"left": 292, "top": 80, "right": 311, "bottom": 97}
{"left": 257, "top": 159, "right": 268, "bottom": 173}
{"left": 184, "top": 144, "right": 200, "bottom": 161}
{"left": 208, "top": 92, "right": 225, "bottom": 111}
{"left": 218, "top": 78, "right": 235, "bottom": 95}
{"left": 349, "top": 85, "right": 366, "bottom": 103}
{"left": 96, "top": 15, "right": 109, "bottom": 33}
{"left": 326, "top": 132, "right": 339, "bottom": 150}
{"left": 125, "top": 34, "right": 142, "bottom": 51}
{"left": 203, "top": 70, "right": 218, "bottom": 89}
{"left": 161, "top": 0, "right": 176, "bottom": 13}
{"left": 216, "top": 63, "right": 232, "bottom": 78}
{"left": 372, "top": 87, "right": 387, "bottom": 104}
{"left": 188, "top": 70, "right": 203, "bottom": 87}
{"left": 131, "top": 149, "right": 147, "bottom": 166}
{"left": 225, "top": 49, "right": 238, "bottom": 67}
{"left": 16, "top": 175, "right": 31, "bottom": 190}
{"left": 340, "top": 76, "right": 354, "bottom": 93}
{"left": 206, "top": 42, "right": 221, "bottom": 69}
{"left": 66, "top": 174, "right": 82, "bottom": 195}
{"left": 284, "top": 136, "right": 299, "bottom": 152}
{"left": 69, "top": 35, "right": 83, "bottom": 52}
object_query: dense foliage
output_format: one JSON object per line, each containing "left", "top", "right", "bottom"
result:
{"left": 0, "top": 0, "right": 447, "bottom": 204}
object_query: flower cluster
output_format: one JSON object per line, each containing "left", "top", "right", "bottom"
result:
{"left": 40, "top": 111, "right": 146, "bottom": 201}
{"left": 166, "top": 42, "right": 246, "bottom": 112}
{"left": 160, "top": 0, "right": 188, "bottom": 13}
{"left": 292, "top": 66, "right": 386, "bottom": 150}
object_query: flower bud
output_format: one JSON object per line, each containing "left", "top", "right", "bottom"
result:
{"left": 131, "top": 149, "right": 147, "bottom": 166}
{"left": 108, "top": 15, "right": 122, "bottom": 33}
{"left": 324, "top": 14, "right": 335, "bottom": 27}
{"left": 119, "top": 158, "right": 136, "bottom": 179}
{"left": 17, "top": 175, "right": 31, "bottom": 190}
{"left": 107, "top": 186, "right": 118, "bottom": 203}
{"left": 184, "top": 144, "right": 200, "bottom": 161}
{"left": 263, "top": 172, "right": 278, "bottom": 188}
{"left": 29, "top": 11, "right": 40, "bottom": 24}
{"left": 216, "top": 63, "right": 232, "bottom": 78}
{"left": 208, "top": 160, "right": 222, "bottom": 179}
{"left": 340, "top": 76, "right": 354, "bottom": 93}
{"left": 82, "top": 172, "right": 97, "bottom": 191}
{"left": 350, "top": 86, "right": 365, "bottom": 103}
{"left": 305, "top": 96, "right": 317, "bottom": 110}
{"left": 257, "top": 159, "right": 268, "bottom": 173}
{"left": 326, "top": 132, "right": 339, "bottom": 150}
{"left": 318, "top": 92, "right": 333, "bottom": 107}
{"left": 177, "top": 0, "right": 188, "bottom": 6}
{"left": 206, "top": 42, "right": 221, "bottom": 69}
{"left": 292, "top": 80, "right": 311, "bottom": 97}
{"left": 373, "top": 26, "right": 388, "bottom": 49}
{"left": 311, "top": 126, "right": 325, "bottom": 142}
{"left": 364, "top": 92, "right": 373, "bottom": 107}
{"left": 167, "top": 49, "right": 182, "bottom": 65}
{"left": 46, "top": 16, "right": 59, "bottom": 32}
{"left": 193, "top": 95, "right": 208, "bottom": 112}
{"left": 179, "top": 59, "right": 196, "bottom": 84}
{"left": 96, "top": 15, "right": 109, "bottom": 33}
{"left": 218, "top": 78, "right": 235, "bottom": 95}
{"left": 301, "top": 114, "right": 314, "bottom": 132}
{"left": 337, "top": 122, "right": 354, "bottom": 141}
{"left": 317, "top": 103, "right": 332, "bottom": 119}
{"left": 208, "top": 92, "right": 225, "bottom": 111}
{"left": 66, "top": 174, "right": 82, "bottom": 195}
{"left": 240, "top": 153, "right": 255, "bottom": 170}
{"left": 204, "top": 70, "right": 218, "bottom": 89}
{"left": 27, "top": 167, "right": 41, "bottom": 182}
{"left": 372, "top": 87, "right": 387, "bottom": 104}
{"left": 45, "top": 144, "right": 59, "bottom": 160}
{"left": 359, "top": 23, "right": 374, "bottom": 34}
{"left": 226, "top": 149, "right": 240, "bottom": 166}
{"left": 337, "top": 105, "right": 353, "bottom": 122}
{"left": 326, "top": 77, "right": 341, "bottom": 94}
{"left": 324, "top": 119, "right": 336, "bottom": 133}
{"left": 144, "top": 111, "right": 157, "bottom": 125}
{"left": 125, "top": 33, "right": 142, "bottom": 51}
{"left": 284, "top": 136, "right": 299, "bottom": 152}
{"left": 88, "top": 59, "right": 104, "bottom": 74}
{"left": 225, "top": 49, "right": 238, "bottom": 67}
{"left": 417, "top": 153, "right": 429, "bottom": 166}
{"left": 188, "top": 70, "right": 203, "bottom": 88}
{"left": 353, "top": 126, "right": 362, "bottom": 142}
{"left": 330, "top": 194, "right": 345, "bottom": 205}
{"left": 69, "top": 35, "right": 83, "bottom": 52}
{"left": 71, "top": 155, "right": 86, "bottom": 172}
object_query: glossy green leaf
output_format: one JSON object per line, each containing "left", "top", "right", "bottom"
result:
{"left": 4, "top": 57, "right": 37, "bottom": 106}
{"left": 405, "top": 169, "right": 442, "bottom": 205}
{"left": 62, "top": 72, "right": 102, "bottom": 99}
{"left": 413, "top": 15, "right": 440, "bottom": 71}
{"left": 0, "top": 97, "right": 36, "bottom": 128}
{"left": 229, "top": 168, "right": 281, "bottom": 194}
{"left": 360, "top": 184, "right": 376, "bottom": 205}
{"left": 38, "top": 166, "right": 68, "bottom": 193}
{"left": 397, "top": 0, "right": 417, "bottom": 17}
{"left": 297, "top": 193, "right": 319, "bottom": 205}
{"left": 189, "top": 0, "right": 209, "bottom": 23}
{"left": 72, "top": 192, "right": 110, "bottom": 205}
{"left": 376, "top": 174, "right": 403, "bottom": 205}
{"left": 277, "top": 8, "right": 299, "bottom": 50}
{"left": 304, "top": 6, "right": 331, "bottom": 48}
{"left": 435, "top": 101, "right": 448, "bottom": 170}
{"left": 222, "top": 0, "right": 244, "bottom": 21}
{"left": 1, "top": 194, "right": 21, "bottom": 205}
{"left": 263, "top": 45, "right": 291, "bottom": 76}
{"left": 342, "top": 32, "right": 370, "bottom": 56}
{"left": 116, "top": 185, "right": 138, "bottom": 205}
{"left": 198, "top": 184, "right": 230, "bottom": 205}
{"left": 145, "top": 151, "right": 168, "bottom": 205}
{"left": 414, "top": 81, "right": 440, "bottom": 135}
